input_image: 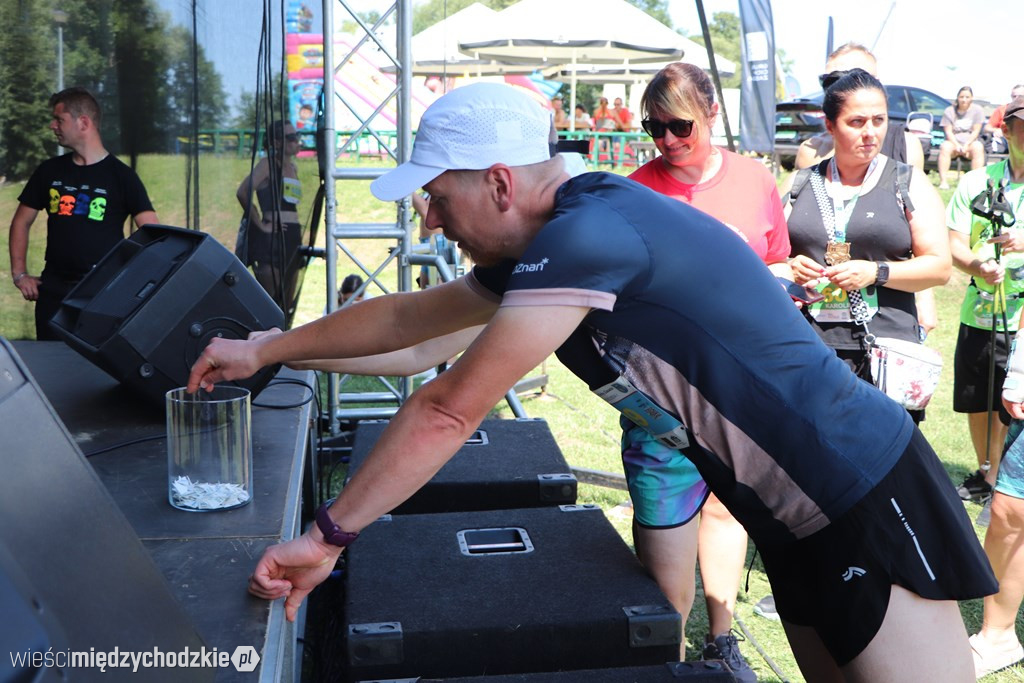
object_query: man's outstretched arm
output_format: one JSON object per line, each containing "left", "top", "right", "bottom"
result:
{"left": 187, "top": 277, "right": 495, "bottom": 392}
{"left": 248, "top": 303, "right": 591, "bottom": 622}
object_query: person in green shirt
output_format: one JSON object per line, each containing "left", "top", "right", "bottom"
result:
{"left": 947, "top": 95, "right": 1024, "bottom": 506}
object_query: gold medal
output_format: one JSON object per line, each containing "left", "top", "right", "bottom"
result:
{"left": 825, "top": 242, "right": 851, "bottom": 265}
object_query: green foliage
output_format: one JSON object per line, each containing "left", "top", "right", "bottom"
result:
{"left": 689, "top": 11, "right": 741, "bottom": 89}
{"left": 626, "top": 0, "right": 672, "bottom": 28}
{"left": 0, "top": 0, "right": 231, "bottom": 179}
{"left": 574, "top": 84, "right": 604, "bottom": 117}
{"left": 339, "top": 9, "right": 384, "bottom": 34}
{"left": 233, "top": 72, "right": 292, "bottom": 134}
{"left": 0, "top": 0, "right": 53, "bottom": 180}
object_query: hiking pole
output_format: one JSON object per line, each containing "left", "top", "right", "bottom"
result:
{"left": 980, "top": 178, "right": 1017, "bottom": 472}
{"left": 972, "top": 179, "right": 999, "bottom": 473}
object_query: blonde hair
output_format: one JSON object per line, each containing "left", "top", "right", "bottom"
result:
{"left": 641, "top": 62, "right": 715, "bottom": 122}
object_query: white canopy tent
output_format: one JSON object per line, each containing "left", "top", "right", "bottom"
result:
{"left": 398, "top": 3, "right": 539, "bottom": 78}
{"left": 541, "top": 36, "right": 736, "bottom": 85}
{"left": 458, "top": 0, "right": 688, "bottom": 130}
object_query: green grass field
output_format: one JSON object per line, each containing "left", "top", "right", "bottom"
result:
{"left": 1, "top": 155, "right": 1018, "bottom": 681}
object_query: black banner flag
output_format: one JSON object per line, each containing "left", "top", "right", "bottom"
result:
{"left": 738, "top": 0, "right": 776, "bottom": 154}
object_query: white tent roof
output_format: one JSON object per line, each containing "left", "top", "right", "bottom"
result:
{"left": 458, "top": 0, "right": 687, "bottom": 66}
{"left": 540, "top": 35, "right": 735, "bottom": 85}
{"left": 406, "top": 3, "right": 539, "bottom": 77}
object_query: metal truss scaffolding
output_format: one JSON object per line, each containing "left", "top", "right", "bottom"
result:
{"left": 320, "top": 0, "right": 525, "bottom": 434}
{"left": 321, "top": 0, "right": 413, "bottom": 432}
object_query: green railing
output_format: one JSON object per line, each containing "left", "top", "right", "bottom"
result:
{"left": 558, "top": 130, "right": 652, "bottom": 168}
{"left": 176, "top": 129, "right": 653, "bottom": 167}
{"left": 175, "top": 129, "right": 399, "bottom": 161}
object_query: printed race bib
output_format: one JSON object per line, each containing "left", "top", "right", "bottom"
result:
{"left": 970, "top": 289, "right": 1024, "bottom": 329}
{"left": 807, "top": 282, "right": 879, "bottom": 323}
{"left": 283, "top": 177, "right": 302, "bottom": 205}
{"left": 594, "top": 375, "right": 690, "bottom": 450}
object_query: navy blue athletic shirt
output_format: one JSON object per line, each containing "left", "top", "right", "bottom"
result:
{"left": 470, "top": 172, "right": 914, "bottom": 545}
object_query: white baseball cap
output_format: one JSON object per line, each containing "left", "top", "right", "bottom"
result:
{"left": 370, "top": 83, "right": 553, "bottom": 201}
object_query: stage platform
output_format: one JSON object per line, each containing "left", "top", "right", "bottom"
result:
{"left": 11, "top": 340, "right": 315, "bottom": 682}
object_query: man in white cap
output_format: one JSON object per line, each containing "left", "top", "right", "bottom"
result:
{"left": 189, "top": 83, "right": 993, "bottom": 682}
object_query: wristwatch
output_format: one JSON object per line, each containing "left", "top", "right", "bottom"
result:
{"left": 315, "top": 498, "right": 359, "bottom": 548}
{"left": 874, "top": 262, "right": 890, "bottom": 287}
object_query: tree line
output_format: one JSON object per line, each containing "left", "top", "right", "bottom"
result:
{"left": 0, "top": 0, "right": 229, "bottom": 181}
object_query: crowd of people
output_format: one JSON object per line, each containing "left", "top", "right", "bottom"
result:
{"left": 11, "top": 46, "right": 1024, "bottom": 683}
{"left": 552, "top": 94, "right": 635, "bottom": 132}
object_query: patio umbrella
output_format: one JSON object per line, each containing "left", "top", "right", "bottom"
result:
{"left": 458, "top": 0, "right": 687, "bottom": 130}
{"left": 540, "top": 36, "right": 737, "bottom": 85}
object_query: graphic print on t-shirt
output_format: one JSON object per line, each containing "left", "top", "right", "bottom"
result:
{"left": 49, "top": 181, "right": 108, "bottom": 221}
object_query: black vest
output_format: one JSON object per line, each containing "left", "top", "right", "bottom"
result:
{"left": 788, "top": 157, "right": 919, "bottom": 350}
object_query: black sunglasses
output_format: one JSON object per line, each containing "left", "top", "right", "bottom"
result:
{"left": 285, "top": 133, "right": 299, "bottom": 141}
{"left": 641, "top": 118, "right": 695, "bottom": 139}
{"left": 818, "top": 69, "right": 852, "bottom": 90}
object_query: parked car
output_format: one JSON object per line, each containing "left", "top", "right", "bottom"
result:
{"left": 774, "top": 85, "right": 951, "bottom": 170}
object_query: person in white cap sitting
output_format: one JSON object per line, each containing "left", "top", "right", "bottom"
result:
{"left": 188, "top": 82, "right": 995, "bottom": 683}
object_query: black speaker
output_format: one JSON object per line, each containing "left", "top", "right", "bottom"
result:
{"left": 50, "top": 224, "right": 284, "bottom": 406}
{"left": 348, "top": 418, "right": 577, "bottom": 514}
{"left": 378, "top": 660, "right": 738, "bottom": 681}
{"left": 0, "top": 338, "right": 211, "bottom": 681}
{"left": 343, "top": 505, "right": 680, "bottom": 680}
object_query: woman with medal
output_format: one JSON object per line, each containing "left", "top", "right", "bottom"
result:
{"left": 783, "top": 68, "right": 950, "bottom": 422}
{"left": 621, "top": 62, "right": 791, "bottom": 681}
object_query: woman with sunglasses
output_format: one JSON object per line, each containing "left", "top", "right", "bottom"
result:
{"left": 623, "top": 61, "right": 791, "bottom": 682}
{"left": 236, "top": 120, "right": 304, "bottom": 322}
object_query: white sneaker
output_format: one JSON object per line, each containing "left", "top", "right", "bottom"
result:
{"left": 970, "top": 633, "right": 1024, "bottom": 678}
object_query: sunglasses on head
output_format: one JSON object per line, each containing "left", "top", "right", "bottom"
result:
{"left": 819, "top": 70, "right": 852, "bottom": 90}
{"left": 641, "top": 118, "right": 694, "bottom": 139}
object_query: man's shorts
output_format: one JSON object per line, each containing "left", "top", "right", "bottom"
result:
{"left": 757, "top": 427, "right": 997, "bottom": 666}
{"left": 954, "top": 323, "right": 1012, "bottom": 423}
{"left": 996, "top": 420, "right": 1024, "bottom": 498}
{"left": 621, "top": 425, "right": 709, "bottom": 528}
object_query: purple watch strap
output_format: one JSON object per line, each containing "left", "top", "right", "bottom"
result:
{"left": 315, "top": 499, "right": 359, "bottom": 548}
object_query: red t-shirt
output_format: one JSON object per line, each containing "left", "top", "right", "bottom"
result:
{"left": 990, "top": 105, "right": 1006, "bottom": 129}
{"left": 613, "top": 107, "right": 633, "bottom": 131}
{"left": 628, "top": 150, "right": 790, "bottom": 264}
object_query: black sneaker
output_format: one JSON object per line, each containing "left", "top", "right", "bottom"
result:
{"left": 703, "top": 630, "right": 757, "bottom": 683}
{"left": 752, "top": 594, "right": 779, "bottom": 622}
{"left": 957, "top": 470, "right": 993, "bottom": 503}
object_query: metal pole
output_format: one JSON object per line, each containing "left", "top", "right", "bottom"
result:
{"left": 57, "top": 25, "right": 64, "bottom": 92}
{"left": 53, "top": 9, "right": 68, "bottom": 155}
{"left": 694, "top": 0, "right": 736, "bottom": 153}
{"left": 397, "top": 0, "right": 413, "bottom": 403}
{"left": 322, "top": 0, "right": 339, "bottom": 435}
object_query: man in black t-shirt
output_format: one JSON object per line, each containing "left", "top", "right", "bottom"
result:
{"left": 8, "top": 87, "right": 158, "bottom": 340}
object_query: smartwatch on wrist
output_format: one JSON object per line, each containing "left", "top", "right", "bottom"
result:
{"left": 315, "top": 498, "right": 359, "bottom": 548}
{"left": 874, "top": 262, "right": 890, "bottom": 287}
